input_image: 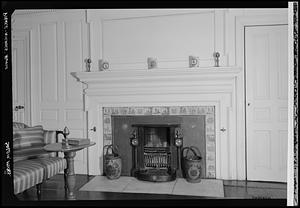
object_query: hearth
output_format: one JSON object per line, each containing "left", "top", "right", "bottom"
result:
{"left": 130, "top": 124, "right": 183, "bottom": 182}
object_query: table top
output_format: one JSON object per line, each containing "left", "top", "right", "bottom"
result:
{"left": 44, "top": 141, "right": 96, "bottom": 152}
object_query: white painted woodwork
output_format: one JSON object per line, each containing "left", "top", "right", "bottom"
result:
{"left": 12, "top": 30, "right": 31, "bottom": 125}
{"left": 287, "top": 3, "right": 295, "bottom": 205}
{"left": 72, "top": 67, "right": 242, "bottom": 179}
{"left": 245, "top": 25, "right": 288, "bottom": 182}
{"left": 11, "top": 8, "right": 289, "bottom": 180}
{"left": 87, "top": 9, "right": 228, "bottom": 71}
{"left": 12, "top": 10, "right": 89, "bottom": 175}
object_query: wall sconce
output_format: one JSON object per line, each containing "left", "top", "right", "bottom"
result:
{"left": 99, "top": 59, "right": 109, "bottom": 71}
{"left": 147, "top": 57, "right": 157, "bottom": 69}
{"left": 189, "top": 56, "right": 199, "bottom": 68}
{"left": 213, "top": 52, "right": 220, "bottom": 67}
{"left": 84, "top": 58, "right": 92, "bottom": 72}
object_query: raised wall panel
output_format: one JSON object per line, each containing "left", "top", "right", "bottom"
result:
{"left": 40, "top": 109, "right": 59, "bottom": 129}
{"left": 102, "top": 12, "right": 215, "bottom": 69}
{"left": 278, "top": 107, "right": 288, "bottom": 122}
{"left": 65, "top": 21, "right": 83, "bottom": 101}
{"left": 40, "top": 23, "right": 58, "bottom": 103}
{"left": 277, "top": 30, "right": 288, "bottom": 100}
{"left": 254, "top": 130, "right": 271, "bottom": 169}
{"left": 253, "top": 107, "right": 271, "bottom": 122}
{"left": 278, "top": 130, "right": 287, "bottom": 171}
{"left": 40, "top": 109, "right": 59, "bottom": 121}
{"left": 253, "top": 34, "right": 270, "bottom": 100}
{"left": 64, "top": 109, "right": 84, "bottom": 128}
{"left": 12, "top": 48, "right": 18, "bottom": 104}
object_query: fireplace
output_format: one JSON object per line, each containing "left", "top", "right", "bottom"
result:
{"left": 71, "top": 68, "right": 243, "bottom": 179}
{"left": 130, "top": 124, "right": 183, "bottom": 182}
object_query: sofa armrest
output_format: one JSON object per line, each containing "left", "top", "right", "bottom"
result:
{"left": 44, "top": 130, "right": 59, "bottom": 157}
{"left": 44, "top": 130, "right": 58, "bottom": 144}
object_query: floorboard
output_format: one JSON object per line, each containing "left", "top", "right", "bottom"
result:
{"left": 12, "top": 174, "right": 287, "bottom": 202}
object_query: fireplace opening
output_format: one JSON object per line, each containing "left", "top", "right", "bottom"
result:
{"left": 130, "top": 124, "right": 182, "bottom": 182}
{"left": 109, "top": 111, "right": 215, "bottom": 180}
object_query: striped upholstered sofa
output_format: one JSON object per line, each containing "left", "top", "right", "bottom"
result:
{"left": 13, "top": 122, "right": 67, "bottom": 199}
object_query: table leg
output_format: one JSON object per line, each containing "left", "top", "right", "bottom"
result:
{"left": 64, "top": 151, "right": 76, "bottom": 200}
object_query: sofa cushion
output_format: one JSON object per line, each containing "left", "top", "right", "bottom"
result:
{"left": 13, "top": 160, "right": 45, "bottom": 194}
{"left": 13, "top": 147, "right": 51, "bottom": 162}
{"left": 13, "top": 122, "right": 29, "bottom": 130}
{"left": 13, "top": 125, "right": 44, "bottom": 150}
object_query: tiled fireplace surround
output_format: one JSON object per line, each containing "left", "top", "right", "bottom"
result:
{"left": 103, "top": 106, "right": 216, "bottom": 178}
{"left": 72, "top": 67, "right": 244, "bottom": 180}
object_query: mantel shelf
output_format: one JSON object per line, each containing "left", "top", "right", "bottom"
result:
{"left": 71, "top": 67, "right": 242, "bottom": 84}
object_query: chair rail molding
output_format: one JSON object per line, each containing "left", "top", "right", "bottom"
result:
{"left": 71, "top": 67, "right": 245, "bottom": 180}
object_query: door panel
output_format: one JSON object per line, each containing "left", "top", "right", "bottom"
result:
{"left": 245, "top": 25, "right": 288, "bottom": 182}
{"left": 12, "top": 31, "right": 30, "bottom": 124}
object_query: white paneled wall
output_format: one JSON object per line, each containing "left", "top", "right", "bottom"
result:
{"left": 12, "top": 8, "right": 288, "bottom": 177}
{"left": 12, "top": 10, "right": 89, "bottom": 174}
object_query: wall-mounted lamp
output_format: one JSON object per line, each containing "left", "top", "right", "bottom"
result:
{"left": 147, "top": 57, "right": 157, "bottom": 69}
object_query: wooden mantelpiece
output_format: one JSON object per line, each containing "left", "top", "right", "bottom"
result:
{"left": 71, "top": 67, "right": 241, "bottom": 84}
{"left": 71, "top": 67, "right": 245, "bottom": 180}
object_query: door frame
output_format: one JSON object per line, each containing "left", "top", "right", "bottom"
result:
{"left": 12, "top": 29, "right": 32, "bottom": 125}
{"left": 234, "top": 13, "right": 288, "bottom": 180}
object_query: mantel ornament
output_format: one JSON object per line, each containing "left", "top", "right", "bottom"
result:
{"left": 147, "top": 57, "right": 157, "bottom": 69}
{"left": 213, "top": 52, "right": 220, "bottom": 67}
{"left": 189, "top": 56, "right": 199, "bottom": 68}
{"left": 85, "top": 58, "right": 92, "bottom": 72}
{"left": 99, "top": 59, "right": 109, "bottom": 71}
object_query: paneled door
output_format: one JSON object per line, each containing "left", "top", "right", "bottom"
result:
{"left": 12, "top": 30, "right": 31, "bottom": 125}
{"left": 245, "top": 25, "right": 288, "bottom": 182}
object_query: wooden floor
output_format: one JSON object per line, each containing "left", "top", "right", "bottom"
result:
{"left": 10, "top": 174, "right": 287, "bottom": 206}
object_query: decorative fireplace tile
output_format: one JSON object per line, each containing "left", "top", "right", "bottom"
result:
{"left": 207, "top": 164, "right": 215, "bottom": 171}
{"left": 187, "top": 106, "right": 197, "bottom": 115}
{"left": 120, "top": 107, "right": 129, "bottom": 115}
{"left": 104, "top": 139, "right": 112, "bottom": 146}
{"left": 135, "top": 107, "right": 145, "bottom": 115}
{"left": 104, "top": 134, "right": 112, "bottom": 141}
{"left": 128, "top": 107, "right": 136, "bottom": 115}
{"left": 103, "top": 115, "right": 111, "bottom": 124}
{"left": 143, "top": 107, "right": 152, "bottom": 115}
{"left": 111, "top": 107, "right": 119, "bottom": 115}
{"left": 207, "top": 106, "right": 214, "bottom": 114}
{"left": 104, "top": 107, "right": 112, "bottom": 115}
{"left": 179, "top": 106, "right": 188, "bottom": 115}
{"left": 197, "top": 106, "right": 206, "bottom": 115}
{"left": 206, "top": 115, "right": 215, "bottom": 124}
{"left": 103, "top": 115, "right": 112, "bottom": 134}
{"left": 207, "top": 135, "right": 215, "bottom": 142}
{"left": 206, "top": 152, "right": 216, "bottom": 161}
{"left": 152, "top": 106, "right": 169, "bottom": 115}
{"left": 206, "top": 142, "right": 215, "bottom": 152}
{"left": 169, "top": 106, "right": 180, "bottom": 115}
{"left": 102, "top": 106, "right": 216, "bottom": 178}
{"left": 207, "top": 172, "right": 216, "bottom": 178}
{"left": 206, "top": 126, "right": 215, "bottom": 135}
